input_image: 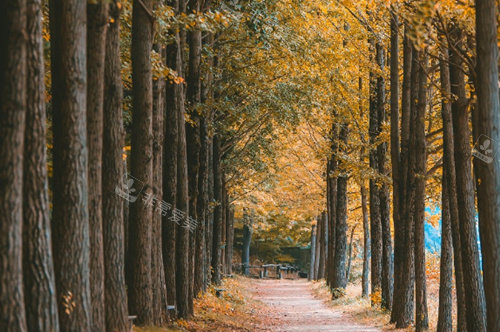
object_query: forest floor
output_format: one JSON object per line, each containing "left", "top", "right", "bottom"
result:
{"left": 134, "top": 276, "right": 396, "bottom": 331}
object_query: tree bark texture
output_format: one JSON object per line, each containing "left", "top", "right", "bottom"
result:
{"left": 127, "top": 0, "right": 154, "bottom": 324}
{"left": 437, "top": 170, "right": 453, "bottom": 332}
{"left": 102, "top": 3, "right": 129, "bottom": 330}
{"left": 439, "top": 38, "right": 467, "bottom": 331}
{"left": 23, "top": 0, "right": 59, "bottom": 329}
{"left": 49, "top": 0, "right": 92, "bottom": 329}
{"left": 449, "top": 27, "right": 486, "bottom": 332}
{"left": 309, "top": 225, "right": 317, "bottom": 281}
{"left": 332, "top": 124, "right": 348, "bottom": 291}
{"left": 473, "top": 0, "right": 500, "bottom": 329}
{"left": 163, "top": 0, "right": 180, "bottom": 315}
{"left": 87, "top": 2, "right": 108, "bottom": 330}
{"left": 391, "top": 30, "right": 413, "bottom": 325}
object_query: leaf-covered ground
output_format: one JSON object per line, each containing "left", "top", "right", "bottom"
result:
{"left": 309, "top": 272, "right": 453, "bottom": 332}
{"left": 133, "top": 276, "right": 388, "bottom": 331}
{"left": 133, "top": 276, "right": 269, "bottom": 331}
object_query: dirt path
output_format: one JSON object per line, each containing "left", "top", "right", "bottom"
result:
{"left": 250, "top": 279, "right": 380, "bottom": 332}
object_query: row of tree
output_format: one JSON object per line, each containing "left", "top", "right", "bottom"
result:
{"left": 0, "top": 0, "right": 248, "bottom": 330}
{"left": 313, "top": 1, "right": 500, "bottom": 331}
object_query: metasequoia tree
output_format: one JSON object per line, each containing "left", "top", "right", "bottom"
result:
{"left": 163, "top": 0, "right": 180, "bottom": 315}
{"left": 438, "top": 30, "right": 467, "bottom": 331}
{"left": 102, "top": 1, "right": 129, "bottom": 329}
{"left": 23, "top": 0, "right": 59, "bottom": 330}
{"left": 448, "top": 26, "right": 486, "bottom": 332}
{"left": 87, "top": 1, "right": 108, "bottom": 330}
{"left": 332, "top": 124, "right": 349, "bottom": 291}
{"left": 127, "top": 0, "right": 154, "bottom": 324}
{"left": 50, "top": 0, "right": 92, "bottom": 329}
{"left": 392, "top": 32, "right": 415, "bottom": 328}
{"left": 474, "top": 0, "right": 500, "bottom": 329}
{"left": 0, "top": 0, "right": 28, "bottom": 330}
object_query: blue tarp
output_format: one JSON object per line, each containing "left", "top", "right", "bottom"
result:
{"left": 423, "top": 206, "right": 482, "bottom": 268}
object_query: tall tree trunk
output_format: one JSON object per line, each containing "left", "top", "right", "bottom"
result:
{"left": 449, "top": 27, "right": 486, "bottom": 332}
{"left": 226, "top": 204, "right": 234, "bottom": 274}
{"left": 326, "top": 122, "right": 338, "bottom": 287}
{"left": 314, "top": 214, "right": 321, "bottom": 280}
{"left": 123, "top": 156, "right": 129, "bottom": 266}
{"left": 211, "top": 135, "right": 223, "bottom": 284}
{"left": 473, "top": 0, "right": 500, "bottom": 329}
{"left": 151, "top": 64, "right": 165, "bottom": 324}
{"left": 414, "top": 50, "right": 428, "bottom": 332}
{"left": 201, "top": 30, "right": 214, "bottom": 290}
{"left": 437, "top": 170, "right": 453, "bottom": 332}
{"left": 242, "top": 222, "right": 252, "bottom": 276}
{"left": 23, "top": 0, "right": 59, "bottom": 329}
{"left": 195, "top": 114, "right": 209, "bottom": 295}
{"left": 309, "top": 224, "right": 317, "bottom": 281}
{"left": 49, "top": 0, "right": 92, "bottom": 329}
{"left": 332, "top": 124, "right": 348, "bottom": 291}
{"left": 318, "top": 212, "right": 327, "bottom": 279}
{"left": 176, "top": 24, "right": 190, "bottom": 316}
{"left": 206, "top": 134, "right": 214, "bottom": 284}
{"left": 163, "top": 0, "right": 180, "bottom": 316}
{"left": 345, "top": 225, "right": 356, "bottom": 282}
{"left": 0, "top": 0, "right": 28, "bottom": 325}
{"left": 221, "top": 184, "right": 227, "bottom": 275}
{"left": 127, "top": 0, "right": 154, "bottom": 324}
{"left": 376, "top": 42, "right": 393, "bottom": 310}
{"left": 195, "top": 24, "right": 211, "bottom": 293}
{"left": 395, "top": 39, "right": 417, "bottom": 328}
{"left": 360, "top": 178, "right": 370, "bottom": 297}
{"left": 391, "top": 30, "right": 413, "bottom": 324}
{"left": 439, "top": 38, "right": 467, "bottom": 331}
{"left": 389, "top": 16, "right": 400, "bottom": 302}
{"left": 102, "top": 3, "right": 129, "bottom": 330}
{"left": 358, "top": 75, "right": 370, "bottom": 298}
{"left": 0, "top": 0, "right": 28, "bottom": 326}
{"left": 369, "top": 40, "right": 382, "bottom": 301}
{"left": 326, "top": 165, "right": 331, "bottom": 285}
{"left": 159, "top": 257, "right": 168, "bottom": 322}
{"left": 87, "top": 2, "right": 108, "bottom": 330}
{"left": 186, "top": 0, "right": 202, "bottom": 314}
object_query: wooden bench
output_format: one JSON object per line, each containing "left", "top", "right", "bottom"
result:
{"left": 214, "top": 288, "right": 226, "bottom": 298}
{"left": 128, "top": 315, "right": 137, "bottom": 332}
{"left": 236, "top": 263, "right": 301, "bottom": 279}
